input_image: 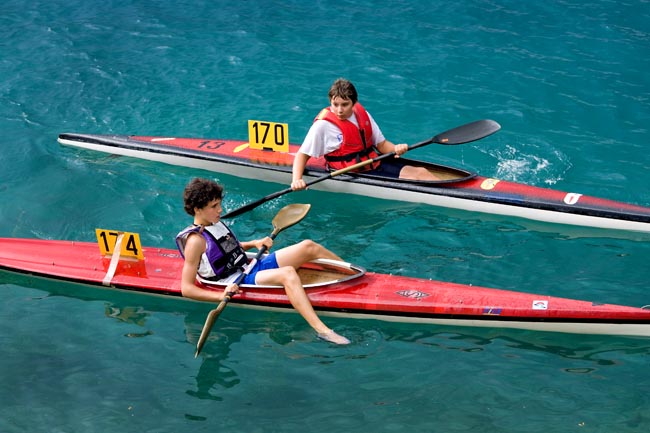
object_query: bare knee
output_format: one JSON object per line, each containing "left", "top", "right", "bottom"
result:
{"left": 276, "top": 266, "right": 301, "bottom": 286}
{"left": 401, "top": 165, "right": 440, "bottom": 181}
{"left": 297, "top": 239, "right": 321, "bottom": 258}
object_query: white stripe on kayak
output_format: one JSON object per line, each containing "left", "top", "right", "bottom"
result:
{"left": 102, "top": 233, "right": 124, "bottom": 286}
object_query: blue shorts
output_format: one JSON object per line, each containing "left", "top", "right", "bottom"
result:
{"left": 242, "top": 252, "right": 279, "bottom": 285}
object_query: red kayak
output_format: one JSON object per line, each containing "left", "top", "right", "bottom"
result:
{"left": 57, "top": 125, "right": 650, "bottom": 234}
{"left": 2, "top": 237, "right": 650, "bottom": 337}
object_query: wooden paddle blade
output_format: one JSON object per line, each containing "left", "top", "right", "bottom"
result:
{"left": 432, "top": 119, "right": 501, "bottom": 145}
{"left": 272, "top": 203, "right": 311, "bottom": 232}
{"left": 194, "top": 302, "right": 228, "bottom": 357}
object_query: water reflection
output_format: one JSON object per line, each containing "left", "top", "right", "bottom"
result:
{"left": 384, "top": 324, "right": 650, "bottom": 371}
{"left": 99, "top": 296, "right": 254, "bottom": 401}
{"left": 182, "top": 313, "right": 241, "bottom": 402}
{"left": 5, "top": 272, "right": 650, "bottom": 403}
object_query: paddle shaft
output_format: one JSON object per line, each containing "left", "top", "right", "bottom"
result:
{"left": 221, "top": 119, "right": 500, "bottom": 219}
{"left": 221, "top": 140, "right": 428, "bottom": 219}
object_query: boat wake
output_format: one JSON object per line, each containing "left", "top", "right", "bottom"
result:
{"left": 492, "top": 144, "right": 570, "bottom": 186}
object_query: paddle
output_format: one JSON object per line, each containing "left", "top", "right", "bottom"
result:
{"left": 222, "top": 119, "right": 501, "bottom": 219}
{"left": 194, "top": 203, "right": 311, "bottom": 357}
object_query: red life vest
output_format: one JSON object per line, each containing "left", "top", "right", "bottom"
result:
{"left": 317, "top": 103, "right": 380, "bottom": 171}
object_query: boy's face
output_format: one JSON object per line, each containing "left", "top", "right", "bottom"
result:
{"left": 195, "top": 198, "right": 222, "bottom": 224}
{"left": 330, "top": 96, "right": 354, "bottom": 120}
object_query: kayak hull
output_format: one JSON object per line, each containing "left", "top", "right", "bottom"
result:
{"left": 2, "top": 237, "right": 650, "bottom": 337}
{"left": 57, "top": 133, "right": 650, "bottom": 233}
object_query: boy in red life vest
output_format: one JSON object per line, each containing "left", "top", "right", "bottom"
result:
{"left": 291, "top": 78, "right": 439, "bottom": 191}
{"left": 177, "top": 178, "right": 350, "bottom": 345}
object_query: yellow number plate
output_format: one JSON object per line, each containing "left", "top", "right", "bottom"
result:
{"left": 248, "top": 120, "right": 289, "bottom": 152}
{"left": 95, "top": 229, "right": 144, "bottom": 260}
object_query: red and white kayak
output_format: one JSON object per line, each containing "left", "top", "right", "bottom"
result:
{"left": 2, "top": 237, "right": 650, "bottom": 337}
{"left": 57, "top": 132, "right": 650, "bottom": 234}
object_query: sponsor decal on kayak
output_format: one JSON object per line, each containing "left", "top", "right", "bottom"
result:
{"left": 396, "top": 290, "right": 430, "bottom": 300}
{"left": 234, "top": 143, "right": 249, "bottom": 153}
{"left": 532, "top": 300, "right": 548, "bottom": 310}
{"left": 480, "top": 178, "right": 500, "bottom": 190}
{"left": 564, "top": 193, "right": 583, "bottom": 205}
{"left": 482, "top": 307, "right": 502, "bottom": 315}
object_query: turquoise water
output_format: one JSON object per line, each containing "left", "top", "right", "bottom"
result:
{"left": 1, "top": 0, "right": 650, "bottom": 431}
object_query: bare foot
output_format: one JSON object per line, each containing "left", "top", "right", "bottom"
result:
{"left": 317, "top": 330, "right": 351, "bottom": 345}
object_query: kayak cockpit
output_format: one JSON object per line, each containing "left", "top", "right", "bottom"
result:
{"left": 198, "top": 257, "right": 366, "bottom": 289}
{"left": 351, "top": 157, "right": 476, "bottom": 185}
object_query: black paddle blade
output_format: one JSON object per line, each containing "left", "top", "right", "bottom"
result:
{"left": 433, "top": 119, "right": 501, "bottom": 145}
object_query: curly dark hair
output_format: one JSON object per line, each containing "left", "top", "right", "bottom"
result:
{"left": 183, "top": 178, "right": 223, "bottom": 216}
{"left": 328, "top": 78, "right": 358, "bottom": 104}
